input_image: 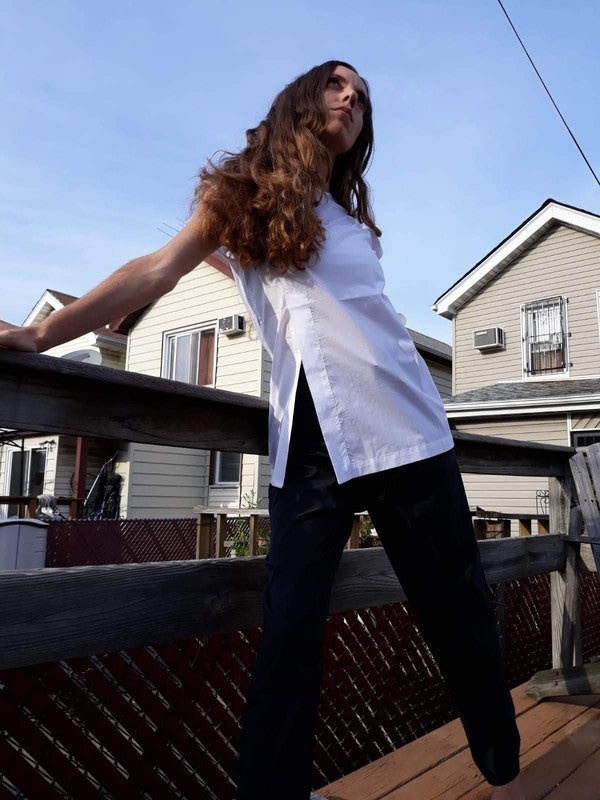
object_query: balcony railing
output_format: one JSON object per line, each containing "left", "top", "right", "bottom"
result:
{"left": 0, "top": 349, "right": 598, "bottom": 799}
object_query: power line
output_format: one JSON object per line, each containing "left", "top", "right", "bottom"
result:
{"left": 496, "top": 0, "right": 600, "bottom": 188}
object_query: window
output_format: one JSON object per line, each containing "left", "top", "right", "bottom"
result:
{"left": 572, "top": 431, "right": 600, "bottom": 448}
{"left": 5, "top": 447, "right": 46, "bottom": 517}
{"left": 522, "top": 297, "right": 568, "bottom": 376}
{"left": 212, "top": 450, "right": 241, "bottom": 486}
{"left": 162, "top": 324, "right": 241, "bottom": 487}
{"left": 163, "top": 326, "right": 216, "bottom": 385}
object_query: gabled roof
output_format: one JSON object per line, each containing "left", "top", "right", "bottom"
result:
{"left": 432, "top": 199, "right": 600, "bottom": 319}
{"left": 23, "top": 289, "right": 127, "bottom": 345}
{"left": 47, "top": 289, "right": 78, "bottom": 306}
{"left": 406, "top": 327, "right": 451, "bottom": 363}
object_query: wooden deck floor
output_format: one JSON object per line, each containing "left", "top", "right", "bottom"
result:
{"left": 316, "top": 684, "right": 600, "bottom": 799}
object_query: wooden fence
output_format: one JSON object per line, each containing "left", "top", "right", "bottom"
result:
{"left": 0, "top": 350, "right": 599, "bottom": 798}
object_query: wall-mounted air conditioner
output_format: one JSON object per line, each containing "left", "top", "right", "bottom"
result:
{"left": 473, "top": 327, "right": 505, "bottom": 351}
{"left": 219, "top": 314, "right": 245, "bottom": 337}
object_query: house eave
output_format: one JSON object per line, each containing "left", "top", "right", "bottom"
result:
{"left": 415, "top": 344, "right": 452, "bottom": 364}
{"left": 446, "top": 394, "right": 600, "bottom": 419}
{"left": 94, "top": 332, "right": 127, "bottom": 348}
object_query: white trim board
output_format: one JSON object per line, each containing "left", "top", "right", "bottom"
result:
{"left": 447, "top": 402, "right": 600, "bottom": 419}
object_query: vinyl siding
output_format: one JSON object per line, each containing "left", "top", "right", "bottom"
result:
{"left": 425, "top": 358, "right": 452, "bottom": 398}
{"left": 454, "top": 225, "right": 600, "bottom": 394}
{"left": 454, "top": 415, "right": 568, "bottom": 535}
{"left": 123, "top": 261, "right": 264, "bottom": 517}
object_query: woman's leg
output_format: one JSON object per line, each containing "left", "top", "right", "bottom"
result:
{"left": 235, "top": 482, "right": 354, "bottom": 800}
{"left": 365, "top": 448, "right": 521, "bottom": 787}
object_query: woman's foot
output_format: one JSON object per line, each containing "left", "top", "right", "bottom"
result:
{"left": 490, "top": 774, "right": 525, "bottom": 799}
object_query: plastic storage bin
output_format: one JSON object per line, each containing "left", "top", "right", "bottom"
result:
{"left": 0, "top": 519, "right": 49, "bottom": 569}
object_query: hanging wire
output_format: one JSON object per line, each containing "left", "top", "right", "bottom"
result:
{"left": 496, "top": 0, "right": 600, "bottom": 188}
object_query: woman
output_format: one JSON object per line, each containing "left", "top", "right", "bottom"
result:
{"left": 0, "top": 61, "right": 524, "bottom": 800}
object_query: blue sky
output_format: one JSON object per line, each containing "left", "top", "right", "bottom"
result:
{"left": 2, "top": 0, "right": 599, "bottom": 343}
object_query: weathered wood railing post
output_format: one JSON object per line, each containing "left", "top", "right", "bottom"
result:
{"left": 346, "top": 514, "right": 362, "bottom": 549}
{"left": 215, "top": 513, "right": 227, "bottom": 558}
{"left": 248, "top": 513, "right": 258, "bottom": 556}
{"left": 549, "top": 467, "right": 583, "bottom": 669}
{"left": 196, "top": 512, "right": 213, "bottom": 559}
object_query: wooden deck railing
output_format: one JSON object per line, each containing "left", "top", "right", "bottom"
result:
{"left": 0, "top": 348, "right": 595, "bottom": 671}
{"left": 0, "top": 349, "right": 599, "bottom": 798}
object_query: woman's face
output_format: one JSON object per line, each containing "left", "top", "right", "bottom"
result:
{"left": 321, "top": 64, "right": 368, "bottom": 158}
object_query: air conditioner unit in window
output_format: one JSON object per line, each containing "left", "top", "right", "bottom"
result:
{"left": 473, "top": 327, "right": 504, "bottom": 351}
{"left": 219, "top": 314, "right": 245, "bottom": 337}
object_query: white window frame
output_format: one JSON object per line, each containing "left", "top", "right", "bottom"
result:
{"left": 520, "top": 295, "right": 570, "bottom": 380}
{"left": 212, "top": 450, "right": 241, "bottom": 487}
{"left": 161, "top": 322, "right": 217, "bottom": 387}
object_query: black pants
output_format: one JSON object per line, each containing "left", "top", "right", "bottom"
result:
{"left": 236, "top": 366, "right": 520, "bottom": 799}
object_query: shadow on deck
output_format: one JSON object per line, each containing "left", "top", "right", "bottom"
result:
{"left": 317, "top": 683, "right": 600, "bottom": 799}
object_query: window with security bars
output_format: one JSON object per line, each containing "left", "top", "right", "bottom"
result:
{"left": 522, "top": 297, "right": 568, "bottom": 376}
{"left": 572, "top": 431, "right": 600, "bottom": 448}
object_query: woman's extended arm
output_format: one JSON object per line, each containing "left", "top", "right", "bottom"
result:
{"left": 0, "top": 213, "right": 219, "bottom": 353}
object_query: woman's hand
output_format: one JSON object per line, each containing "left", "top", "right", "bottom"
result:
{"left": 0, "top": 320, "right": 42, "bottom": 353}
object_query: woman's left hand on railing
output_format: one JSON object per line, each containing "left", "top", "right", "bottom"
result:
{"left": 0, "top": 320, "right": 42, "bottom": 352}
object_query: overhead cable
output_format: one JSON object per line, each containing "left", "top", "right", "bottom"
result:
{"left": 496, "top": 0, "right": 600, "bottom": 188}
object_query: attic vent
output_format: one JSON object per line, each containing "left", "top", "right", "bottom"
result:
{"left": 473, "top": 327, "right": 504, "bottom": 351}
{"left": 219, "top": 314, "right": 245, "bottom": 337}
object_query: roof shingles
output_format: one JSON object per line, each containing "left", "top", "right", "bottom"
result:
{"left": 445, "top": 378, "right": 600, "bottom": 406}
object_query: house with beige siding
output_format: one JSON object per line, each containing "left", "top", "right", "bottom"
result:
{"left": 2, "top": 257, "right": 452, "bottom": 519}
{"left": 433, "top": 198, "right": 600, "bottom": 532}
{"left": 0, "top": 290, "right": 126, "bottom": 518}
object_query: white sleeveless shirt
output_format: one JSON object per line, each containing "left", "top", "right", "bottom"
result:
{"left": 220, "top": 192, "right": 453, "bottom": 488}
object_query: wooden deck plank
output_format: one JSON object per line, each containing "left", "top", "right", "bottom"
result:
{"left": 461, "top": 698, "right": 600, "bottom": 800}
{"left": 382, "top": 699, "right": 599, "bottom": 800}
{"left": 543, "top": 744, "right": 600, "bottom": 799}
{"left": 316, "top": 689, "right": 600, "bottom": 800}
{"left": 316, "top": 685, "right": 537, "bottom": 800}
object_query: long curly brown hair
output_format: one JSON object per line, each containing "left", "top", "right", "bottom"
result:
{"left": 191, "top": 60, "right": 381, "bottom": 273}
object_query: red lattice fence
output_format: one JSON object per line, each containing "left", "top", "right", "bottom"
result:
{"left": 45, "top": 516, "right": 273, "bottom": 567}
{"left": 2, "top": 573, "right": 598, "bottom": 799}
{"left": 581, "top": 570, "right": 600, "bottom": 662}
{"left": 46, "top": 518, "right": 198, "bottom": 567}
